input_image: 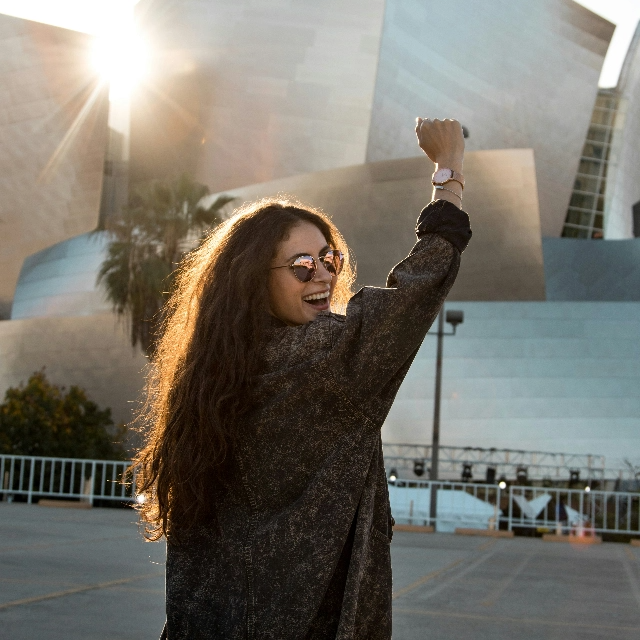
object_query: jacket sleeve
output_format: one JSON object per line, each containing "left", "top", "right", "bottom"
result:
{"left": 324, "top": 199, "right": 471, "bottom": 402}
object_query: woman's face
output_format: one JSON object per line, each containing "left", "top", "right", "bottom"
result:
{"left": 268, "top": 221, "right": 336, "bottom": 326}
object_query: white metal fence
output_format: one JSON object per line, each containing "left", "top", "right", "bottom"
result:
{"left": 389, "top": 479, "right": 640, "bottom": 537}
{"left": 507, "top": 485, "right": 640, "bottom": 536}
{"left": 0, "top": 454, "right": 135, "bottom": 505}
{"left": 2, "top": 454, "right": 638, "bottom": 538}
{"left": 389, "top": 480, "right": 503, "bottom": 532}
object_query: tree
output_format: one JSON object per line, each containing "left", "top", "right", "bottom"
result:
{"left": 0, "top": 371, "right": 126, "bottom": 460}
{"left": 97, "top": 173, "right": 235, "bottom": 355}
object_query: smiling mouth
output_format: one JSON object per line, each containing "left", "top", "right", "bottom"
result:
{"left": 302, "top": 292, "right": 330, "bottom": 308}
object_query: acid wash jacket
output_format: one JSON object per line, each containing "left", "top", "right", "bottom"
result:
{"left": 163, "top": 199, "right": 471, "bottom": 640}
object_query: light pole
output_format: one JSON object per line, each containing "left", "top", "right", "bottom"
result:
{"left": 428, "top": 306, "right": 464, "bottom": 527}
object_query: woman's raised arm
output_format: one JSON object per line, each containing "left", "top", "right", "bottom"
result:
{"left": 321, "top": 118, "right": 471, "bottom": 408}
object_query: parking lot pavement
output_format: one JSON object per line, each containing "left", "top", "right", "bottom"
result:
{"left": 391, "top": 531, "right": 640, "bottom": 640}
{"left": 0, "top": 502, "right": 166, "bottom": 640}
{"left": 2, "top": 503, "right": 640, "bottom": 640}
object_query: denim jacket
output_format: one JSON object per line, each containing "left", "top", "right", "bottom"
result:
{"left": 162, "top": 199, "right": 471, "bottom": 639}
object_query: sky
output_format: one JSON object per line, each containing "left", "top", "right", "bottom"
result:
{"left": 0, "top": 0, "right": 638, "bottom": 88}
{"left": 576, "top": 0, "right": 640, "bottom": 86}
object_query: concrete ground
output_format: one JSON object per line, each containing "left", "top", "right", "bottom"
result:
{"left": 391, "top": 531, "right": 640, "bottom": 640}
{"left": 1, "top": 503, "right": 640, "bottom": 639}
{"left": 0, "top": 502, "right": 166, "bottom": 640}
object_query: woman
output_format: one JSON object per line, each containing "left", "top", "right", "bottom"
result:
{"left": 137, "top": 118, "right": 471, "bottom": 639}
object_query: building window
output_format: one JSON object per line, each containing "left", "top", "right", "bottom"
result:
{"left": 570, "top": 193, "right": 595, "bottom": 210}
{"left": 577, "top": 159, "right": 602, "bottom": 176}
{"left": 562, "top": 88, "right": 619, "bottom": 239}
{"left": 573, "top": 175, "right": 598, "bottom": 192}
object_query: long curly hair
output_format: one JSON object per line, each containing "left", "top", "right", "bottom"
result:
{"left": 133, "top": 197, "right": 355, "bottom": 541}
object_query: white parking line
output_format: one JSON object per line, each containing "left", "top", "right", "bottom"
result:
{"left": 0, "top": 571, "right": 164, "bottom": 611}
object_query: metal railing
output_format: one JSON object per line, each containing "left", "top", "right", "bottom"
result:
{"left": 0, "top": 454, "right": 135, "bottom": 505}
{"left": 2, "top": 453, "right": 638, "bottom": 538}
{"left": 389, "top": 479, "right": 640, "bottom": 537}
{"left": 507, "top": 485, "right": 640, "bottom": 536}
{"left": 389, "top": 479, "right": 504, "bottom": 532}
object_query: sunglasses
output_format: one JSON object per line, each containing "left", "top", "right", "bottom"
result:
{"left": 270, "top": 250, "right": 344, "bottom": 283}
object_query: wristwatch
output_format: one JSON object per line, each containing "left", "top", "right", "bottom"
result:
{"left": 432, "top": 168, "right": 464, "bottom": 190}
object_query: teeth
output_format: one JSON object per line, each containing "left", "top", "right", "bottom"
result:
{"left": 303, "top": 292, "right": 329, "bottom": 301}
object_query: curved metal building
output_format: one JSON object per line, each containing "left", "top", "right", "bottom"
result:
{"left": 131, "top": 0, "right": 613, "bottom": 237}
{"left": 605, "top": 22, "right": 640, "bottom": 238}
{"left": 10, "top": 233, "right": 111, "bottom": 320}
{"left": 0, "top": 14, "right": 108, "bottom": 319}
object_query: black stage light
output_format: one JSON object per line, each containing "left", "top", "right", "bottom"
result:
{"left": 516, "top": 466, "right": 528, "bottom": 484}
{"left": 461, "top": 463, "right": 473, "bottom": 482}
{"left": 413, "top": 460, "right": 425, "bottom": 477}
{"left": 485, "top": 466, "right": 497, "bottom": 484}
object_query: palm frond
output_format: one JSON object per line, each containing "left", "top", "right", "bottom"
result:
{"left": 194, "top": 194, "right": 237, "bottom": 227}
{"left": 97, "top": 174, "right": 231, "bottom": 355}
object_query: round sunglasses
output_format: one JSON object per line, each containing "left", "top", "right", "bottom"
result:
{"left": 270, "top": 249, "right": 344, "bottom": 283}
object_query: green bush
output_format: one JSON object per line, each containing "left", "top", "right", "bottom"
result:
{"left": 0, "top": 370, "right": 127, "bottom": 460}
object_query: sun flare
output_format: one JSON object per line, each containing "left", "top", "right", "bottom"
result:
{"left": 91, "top": 24, "right": 148, "bottom": 99}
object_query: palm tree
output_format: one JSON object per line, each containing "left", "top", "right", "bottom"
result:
{"left": 97, "top": 173, "right": 235, "bottom": 356}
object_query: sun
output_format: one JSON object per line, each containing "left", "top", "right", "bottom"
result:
{"left": 91, "top": 23, "right": 148, "bottom": 99}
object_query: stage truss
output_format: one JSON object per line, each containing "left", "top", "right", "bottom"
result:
{"left": 382, "top": 443, "right": 608, "bottom": 482}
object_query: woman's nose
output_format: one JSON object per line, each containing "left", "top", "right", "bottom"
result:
{"left": 314, "top": 260, "right": 333, "bottom": 282}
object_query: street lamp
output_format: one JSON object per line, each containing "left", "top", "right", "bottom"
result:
{"left": 429, "top": 307, "right": 464, "bottom": 481}
{"left": 428, "top": 306, "right": 464, "bottom": 527}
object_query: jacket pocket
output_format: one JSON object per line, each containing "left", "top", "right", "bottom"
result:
{"left": 370, "top": 524, "right": 392, "bottom": 545}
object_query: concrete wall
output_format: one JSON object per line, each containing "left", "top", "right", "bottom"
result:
{"left": 0, "top": 313, "right": 147, "bottom": 426}
{"left": 605, "top": 23, "right": 640, "bottom": 239}
{"left": 203, "top": 150, "right": 546, "bottom": 300}
{"left": 0, "top": 14, "right": 108, "bottom": 318}
{"left": 543, "top": 237, "right": 640, "bottom": 300}
{"left": 366, "top": 0, "right": 614, "bottom": 238}
{"left": 132, "top": 0, "right": 386, "bottom": 191}
{"left": 383, "top": 301, "right": 640, "bottom": 470}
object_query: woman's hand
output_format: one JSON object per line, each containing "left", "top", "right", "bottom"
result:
{"left": 415, "top": 117, "right": 465, "bottom": 172}
{"left": 416, "top": 117, "right": 465, "bottom": 208}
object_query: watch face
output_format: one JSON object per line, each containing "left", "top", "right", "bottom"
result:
{"left": 433, "top": 168, "right": 452, "bottom": 184}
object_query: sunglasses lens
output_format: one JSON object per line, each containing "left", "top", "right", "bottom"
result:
{"left": 322, "top": 250, "right": 344, "bottom": 276}
{"left": 292, "top": 256, "right": 316, "bottom": 282}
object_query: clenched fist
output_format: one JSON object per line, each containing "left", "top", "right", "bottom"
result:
{"left": 415, "top": 118, "right": 465, "bottom": 171}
